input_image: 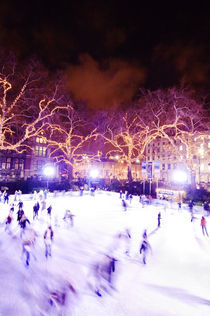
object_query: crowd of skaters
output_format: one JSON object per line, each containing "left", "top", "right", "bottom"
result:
{"left": 0, "top": 187, "right": 209, "bottom": 313}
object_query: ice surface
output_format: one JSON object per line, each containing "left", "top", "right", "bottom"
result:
{"left": 0, "top": 191, "right": 210, "bottom": 316}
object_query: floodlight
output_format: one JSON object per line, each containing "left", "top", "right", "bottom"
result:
{"left": 89, "top": 169, "right": 99, "bottom": 178}
{"left": 43, "top": 166, "right": 55, "bottom": 177}
{"left": 172, "top": 170, "right": 188, "bottom": 183}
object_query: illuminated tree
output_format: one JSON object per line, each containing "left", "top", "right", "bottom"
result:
{"left": 97, "top": 108, "right": 163, "bottom": 182}
{"left": 139, "top": 87, "right": 209, "bottom": 183}
{"left": 0, "top": 55, "right": 69, "bottom": 153}
{"left": 45, "top": 106, "right": 100, "bottom": 179}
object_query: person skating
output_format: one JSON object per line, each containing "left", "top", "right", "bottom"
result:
{"left": 19, "top": 214, "right": 30, "bottom": 238}
{"left": 22, "top": 228, "right": 38, "bottom": 267}
{"left": 157, "top": 212, "right": 161, "bottom": 227}
{"left": 94, "top": 254, "right": 117, "bottom": 296}
{"left": 3, "top": 191, "right": 9, "bottom": 204}
{"left": 119, "top": 228, "right": 131, "bottom": 256}
{"left": 139, "top": 235, "right": 151, "bottom": 264}
{"left": 17, "top": 208, "right": 24, "bottom": 222}
{"left": 44, "top": 226, "right": 54, "bottom": 258}
{"left": 5, "top": 211, "right": 13, "bottom": 234}
{"left": 18, "top": 200, "right": 23, "bottom": 210}
{"left": 47, "top": 205, "right": 52, "bottom": 217}
{"left": 122, "top": 199, "right": 127, "bottom": 212}
{"left": 63, "top": 210, "right": 75, "bottom": 227}
{"left": 10, "top": 203, "right": 15, "bottom": 213}
{"left": 201, "top": 216, "right": 209, "bottom": 236}
{"left": 33, "top": 201, "right": 40, "bottom": 220}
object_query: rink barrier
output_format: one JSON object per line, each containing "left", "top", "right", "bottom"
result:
{"left": 7, "top": 190, "right": 205, "bottom": 214}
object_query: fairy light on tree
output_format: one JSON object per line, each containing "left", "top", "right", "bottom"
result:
{"left": 45, "top": 106, "right": 101, "bottom": 180}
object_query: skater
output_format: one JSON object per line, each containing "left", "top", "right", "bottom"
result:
{"left": 122, "top": 199, "right": 127, "bottom": 212}
{"left": 119, "top": 190, "right": 123, "bottom": 199}
{"left": 10, "top": 203, "right": 15, "bottom": 213}
{"left": 18, "top": 200, "right": 23, "bottom": 210}
{"left": 22, "top": 241, "right": 31, "bottom": 267}
{"left": 93, "top": 254, "right": 117, "bottom": 296}
{"left": 3, "top": 191, "right": 9, "bottom": 204}
{"left": 5, "top": 212, "right": 13, "bottom": 233}
{"left": 47, "top": 205, "right": 52, "bottom": 217}
{"left": 139, "top": 236, "right": 151, "bottom": 264}
{"left": 22, "top": 228, "right": 38, "bottom": 267}
{"left": 80, "top": 186, "right": 84, "bottom": 196}
{"left": 201, "top": 216, "right": 209, "bottom": 236}
{"left": 157, "top": 212, "right": 161, "bottom": 227}
{"left": 178, "top": 201, "right": 182, "bottom": 210}
{"left": 47, "top": 281, "right": 77, "bottom": 314}
{"left": 188, "top": 200, "right": 194, "bottom": 213}
{"left": 17, "top": 208, "right": 24, "bottom": 222}
{"left": 63, "top": 210, "right": 75, "bottom": 227}
{"left": 118, "top": 228, "right": 132, "bottom": 256}
{"left": 125, "top": 191, "right": 129, "bottom": 200}
{"left": 19, "top": 214, "right": 30, "bottom": 238}
{"left": 44, "top": 226, "right": 54, "bottom": 258}
{"left": 142, "top": 229, "right": 147, "bottom": 239}
{"left": 33, "top": 201, "right": 40, "bottom": 220}
{"left": 129, "top": 194, "right": 133, "bottom": 204}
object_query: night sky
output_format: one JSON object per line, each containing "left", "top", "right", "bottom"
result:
{"left": 0, "top": 1, "right": 209, "bottom": 108}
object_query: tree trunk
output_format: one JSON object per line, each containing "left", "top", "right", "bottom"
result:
{"left": 67, "top": 163, "right": 73, "bottom": 182}
{"left": 127, "top": 165, "right": 132, "bottom": 183}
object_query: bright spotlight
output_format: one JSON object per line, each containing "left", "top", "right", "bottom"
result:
{"left": 43, "top": 166, "right": 55, "bottom": 177}
{"left": 172, "top": 170, "right": 188, "bottom": 183}
{"left": 89, "top": 169, "right": 99, "bottom": 178}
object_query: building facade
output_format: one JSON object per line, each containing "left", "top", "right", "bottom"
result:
{"left": 144, "top": 134, "right": 210, "bottom": 190}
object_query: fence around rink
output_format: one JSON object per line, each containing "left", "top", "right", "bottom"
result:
{"left": 8, "top": 189, "right": 205, "bottom": 215}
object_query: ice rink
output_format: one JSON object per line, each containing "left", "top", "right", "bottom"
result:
{"left": 0, "top": 190, "right": 210, "bottom": 316}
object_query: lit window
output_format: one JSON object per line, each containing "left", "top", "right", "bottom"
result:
{"left": 6, "top": 158, "right": 11, "bottom": 169}
{"left": 180, "top": 145, "right": 183, "bottom": 150}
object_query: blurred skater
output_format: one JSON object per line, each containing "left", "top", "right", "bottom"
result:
{"left": 44, "top": 226, "right": 54, "bottom": 258}
{"left": 139, "top": 235, "right": 151, "bottom": 264}
{"left": 22, "top": 228, "right": 38, "bottom": 267}
{"left": 5, "top": 211, "right": 13, "bottom": 234}
{"left": 122, "top": 199, "right": 127, "bottom": 212}
{"left": 33, "top": 201, "right": 40, "bottom": 220}
{"left": 157, "top": 212, "right": 161, "bottom": 227}
{"left": 201, "top": 216, "right": 208, "bottom": 236}
{"left": 93, "top": 254, "right": 117, "bottom": 296}
{"left": 63, "top": 210, "right": 75, "bottom": 227}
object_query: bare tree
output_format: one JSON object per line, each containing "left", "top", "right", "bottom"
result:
{"left": 0, "top": 55, "right": 69, "bottom": 153}
{"left": 139, "top": 87, "right": 209, "bottom": 183}
{"left": 97, "top": 108, "right": 163, "bottom": 182}
{"left": 45, "top": 106, "right": 100, "bottom": 180}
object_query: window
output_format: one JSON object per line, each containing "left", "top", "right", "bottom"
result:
{"left": 6, "top": 158, "right": 11, "bottom": 169}
{"left": 162, "top": 163, "right": 165, "bottom": 170}
{"left": 168, "top": 163, "right": 171, "bottom": 170}
{"left": 14, "top": 158, "right": 19, "bottom": 169}
{"left": 36, "top": 137, "right": 47, "bottom": 144}
{"left": 35, "top": 146, "right": 47, "bottom": 157}
{"left": 180, "top": 145, "right": 183, "bottom": 151}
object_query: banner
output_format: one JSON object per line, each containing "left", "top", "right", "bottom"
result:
{"left": 141, "top": 161, "right": 147, "bottom": 175}
{"left": 147, "top": 161, "right": 153, "bottom": 179}
{"left": 154, "top": 161, "right": 160, "bottom": 175}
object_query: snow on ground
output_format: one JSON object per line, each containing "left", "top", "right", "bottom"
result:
{"left": 0, "top": 191, "right": 210, "bottom": 316}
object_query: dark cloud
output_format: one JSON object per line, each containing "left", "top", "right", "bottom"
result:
{"left": 64, "top": 54, "right": 146, "bottom": 109}
{"left": 153, "top": 42, "right": 210, "bottom": 87}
